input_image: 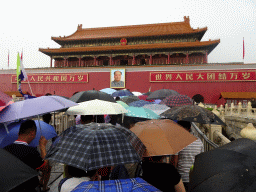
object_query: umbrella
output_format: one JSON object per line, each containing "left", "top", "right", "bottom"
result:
{"left": 143, "top": 92, "right": 151, "bottom": 96}
{"left": 190, "top": 138, "right": 256, "bottom": 192}
{"left": 147, "top": 89, "right": 179, "bottom": 100}
{"left": 70, "top": 90, "right": 116, "bottom": 103}
{"left": 0, "top": 148, "right": 38, "bottom": 192}
{"left": 125, "top": 107, "right": 160, "bottom": 119}
{"left": 120, "top": 96, "right": 140, "bottom": 104}
{"left": 0, "top": 120, "right": 57, "bottom": 148}
{"left": 143, "top": 104, "right": 170, "bottom": 115}
{"left": 116, "top": 101, "right": 129, "bottom": 108}
{"left": 71, "top": 177, "right": 161, "bottom": 192}
{"left": 66, "top": 99, "right": 128, "bottom": 115}
{"left": 0, "top": 100, "right": 14, "bottom": 112}
{"left": 99, "top": 88, "right": 117, "bottom": 95}
{"left": 132, "top": 91, "right": 143, "bottom": 96}
{"left": 137, "top": 95, "right": 154, "bottom": 102}
{"left": 153, "top": 99, "right": 162, "bottom": 104}
{"left": 129, "top": 100, "right": 153, "bottom": 107}
{"left": 130, "top": 119, "right": 197, "bottom": 156}
{"left": 112, "top": 89, "right": 134, "bottom": 97}
{"left": 46, "top": 123, "right": 146, "bottom": 171}
{"left": 0, "top": 96, "right": 77, "bottom": 123}
{"left": 160, "top": 94, "right": 194, "bottom": 107}
{"left": 161, "top": 105, "right": 226, "bottom": 125}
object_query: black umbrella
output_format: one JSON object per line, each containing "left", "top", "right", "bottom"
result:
{"left": 147, "top": 89, "right": 179, "bottom": 100}
{"left": 120, "top": 96, "right": 140, "bottom": 104}
{"left": 161, "top": 105, "right": 225, "bottom": 125}
{"left": 46, "top": 123, "right": 146, "bottom": 171}
{"left": 70, "top": 90, "right": 116, "bottom": 103}
{"left": 0, "top": 148, "right": 38, "bottom": 192}
{"left": 190, "top": 138, "right": 256, "bottom": 192}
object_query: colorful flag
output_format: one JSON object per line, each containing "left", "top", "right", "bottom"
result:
{"left": 20, "top": 51, "right": 27, "bottom": 81}
{"left": 243, "top": 37, "right": 245, "bottom": 60}
{"left": 16, "top": 52, "right": 21, "bottom": 89}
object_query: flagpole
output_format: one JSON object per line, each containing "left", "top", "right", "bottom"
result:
{"left": 243, "top": 37, "right": 245, "bottom": 61}
{"left": 21, "top": 49, "right": 34, "bottom": 96}
{"left": 8, "top": 50, "right": 9, "bottom": 69}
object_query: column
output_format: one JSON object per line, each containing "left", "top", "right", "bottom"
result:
{"left": 109, "top": 56, "right": 112, "bottom": 66}
{"left": 167, "top": 53, "right": 170, "bottom": 64}
{"left": 64, "top": 58, "right": 67, "bottom": 67}
{"left": 50, "top": 56, "right": 52, "bottom": 68}
{"left": 132, "top": 55, "right": 136, "bottom": 65}
{"left": 186, "top": 53, "right": 189, "bottom": 64}
{"left": 149, "top": 54, "right": 152, "bottom": 65}
{"left": 205, "top": 52, "right": 208, "bottom": 63}
{"left": 94, "top": 56, "right": 97, "bottom": 66}
{"left": 79, "top": 56, "right": 81, "bottom": 67}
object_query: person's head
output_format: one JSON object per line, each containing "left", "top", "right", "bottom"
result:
{"left": 94, "top": 115, "right": 105, "bottom": 123}
{"left": 66, "top": 165, "right": 98, "bottom": 179}
{"left": 177, "top": 120, "right": 191, "bottom": 132}
{"left": 115, "top": 96, "right": 120, "bottom": 101}
{"left": 114, "top": 71, "right": 122, "bottom": 82}
{"left": 42, "top": 113, "right": 52, "bottom": 124}
{"left": 143, "top": 156, "right": 164, "bottom": 163}
{"left": 45, "top": 93, "right": 52, "bottom": 96}
{"left": 81, "top": 115, "right": 94, "bottom": 124}
{"left": 18, "top": 120, "right": 37, "bottom": 143}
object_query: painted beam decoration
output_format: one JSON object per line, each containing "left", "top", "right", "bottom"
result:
{"left": 11, "top": 73, "right": 88, "bottom": 83}
{"left": 150, "top": 70, "right": 256, "bottom": 82}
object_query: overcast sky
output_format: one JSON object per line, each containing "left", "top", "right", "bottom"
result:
{"left": 0, "top": 0, "right": 255, "bottom": 69}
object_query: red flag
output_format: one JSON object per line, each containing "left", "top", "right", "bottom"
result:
{"left": 243, "top": 37, "right": 245, "bottom": 60}
{"left": 8, "top": 50, "right": 9, "bottom": 68}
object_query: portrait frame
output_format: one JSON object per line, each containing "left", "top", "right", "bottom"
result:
{"left": 110, "top": 68, "right": 126, "bottom": 88}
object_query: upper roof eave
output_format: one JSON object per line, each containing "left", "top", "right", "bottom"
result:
{"left": 39, "top": 39, "right": 220, "bottom": 56}
{"left": 51, "top": 27, "right": 207, "bottom": 43}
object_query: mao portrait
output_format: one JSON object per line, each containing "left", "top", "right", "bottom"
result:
{"left": 110, "top": 69, "right": 125, "bottom": 88}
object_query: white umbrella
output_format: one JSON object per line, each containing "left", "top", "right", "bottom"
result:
{"left": 142, "top": 104, "right": 170, "bottom": 116}
{"left": 132, "top": 92, "right": 143, "bottom": 96}
{"left": 66, "top": 99, "right": 128, "bottom": 115}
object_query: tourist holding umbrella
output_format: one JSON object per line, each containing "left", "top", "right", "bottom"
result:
{"left": 190, "top": 138, "right": 256, "bottom": 191}
{"left": 45, "top": 123, "right": 146, "bottom": 171}
{"left": 161, "top": 104, "right": 226, "bottom": 125}
{"left": 0, "top": 148, "right": 38, "bottom": 192}
{"left": 70, "top": 90, "right": 116, "bottom": 103}
{"left": 147, "top": 89, "right": 179, "bottom": 100}
{"left": 160, "top": 94, "right": 194, "bottom": 107}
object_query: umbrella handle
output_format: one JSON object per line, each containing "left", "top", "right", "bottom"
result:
{"left": 3, "top": 123, "right": 9, "bottom": 134}
{"left": 37, "top": 115, "right": 42, "bottom": 136}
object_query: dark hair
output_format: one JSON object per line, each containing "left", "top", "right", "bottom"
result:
{"left": 81, "top": 115, "right": 94, "bottom": 123}
{"left": 115, "top": 96, "right": 120, "bottom": 101}
{"left": 114, "top": 71, "right": 122, "bottom": 75}
{"left": 177, "top": 120, "right": 191, "bottom": 131}
{"left": 19, "top": 120, "right": 37, "bottom": 135}
{"left": 42, "top": 113, "right": 52, "bottom": 124}
{"left": 94, "top": 115, "right": 105, "bottom": 123}
{"left": 143, "top": 156, "right": 163, "bottom": 163}
{"left": 45, "top": 93, "right": 52, "bottom": 96}
{"left": 67, "top": 166, "right": 97, "bottom": 178}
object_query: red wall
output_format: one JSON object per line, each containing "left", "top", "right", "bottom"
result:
{"left": 1, "top": 71, "right": 256, "bottom": 105}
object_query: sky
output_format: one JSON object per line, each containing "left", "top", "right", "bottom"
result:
{"left": 0, "top": 0, "right": 255, "bottom": 70}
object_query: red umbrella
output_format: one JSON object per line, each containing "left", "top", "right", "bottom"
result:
{"left": 138, "top": 95, "right": 154, "bottom": 102}
{"left": 160, "top": 94, "right": 194, "bottom": 107}
{"left": 0, "top": 91, "right": 12, "bottom": 106}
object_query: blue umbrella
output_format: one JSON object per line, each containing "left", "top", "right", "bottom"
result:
{"left": 99, "top": 88, "right": 117, "bottom": 95}
{"left": 129, "top": 100, "right": 153, "bottom": 107}
{"left": 0, "top": 96, "right": 77, "bottom": 123}
{"left": 0, "top": 120, "right": 57, "bottom": 148}
{"left": 153, "top": 99, "right": 162, "bottom": 104}
{"left": 112, "top": 90, "right": 134, "bottom": 97}
{"left": 71, "top": 177, "right": 160, "bottom": 192}
{"left": 125, "top": 107, "right": 160, "bottom": 119}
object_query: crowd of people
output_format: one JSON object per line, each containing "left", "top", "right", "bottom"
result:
{"left": 2, "top": 94, "right": 206, "bottom": 192}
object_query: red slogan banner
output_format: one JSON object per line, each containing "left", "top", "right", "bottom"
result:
{"left": 11, "top": 73, "right": 88, "bottom": 83}
{"left": 150, "top": 70, "right": 256, "bottom": 82}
